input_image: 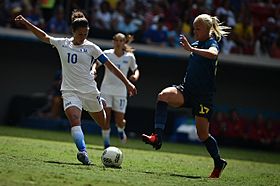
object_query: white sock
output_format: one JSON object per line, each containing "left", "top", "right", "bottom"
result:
{"left": 71, "top": 126, "right": 86, "bottom": 152}
{"left": 117, "top": 126, "right": 125, "bottom": 133}
{"left": 102, "top": 129, "right": 111, "bottom": 147}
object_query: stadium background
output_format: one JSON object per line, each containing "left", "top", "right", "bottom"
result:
{"left": 1, "top": 27, "right": 280, "bottom": 140}
{"left": 1, "top": 0, "right": 280, "bottom": 150}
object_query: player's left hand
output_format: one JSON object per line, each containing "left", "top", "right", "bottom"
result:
{"left": 127, "top": 81, "right": 137, "bottom": 97}
{"left": 90, "top": 69, "right": 97, "bottom": 79}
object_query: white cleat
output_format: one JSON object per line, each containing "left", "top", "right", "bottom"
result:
{"left": 118, "top": 131, "right": 127, "bottom": 144}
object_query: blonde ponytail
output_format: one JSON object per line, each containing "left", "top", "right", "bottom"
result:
{"left": 211, "top": 16, "right": 231, "bottom": 41}
{"left": 194, "top": 14, "right": 231, "bottom": 41}
{"left": 124, "top": 34, "right": 135, "bottom": 53}
{"left": 113, "top": 33, "right": 135, "bottom": 53}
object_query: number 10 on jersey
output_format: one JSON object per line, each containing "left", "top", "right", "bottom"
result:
{"left": 67, "top": 53, "right": 77, "bottom": 64}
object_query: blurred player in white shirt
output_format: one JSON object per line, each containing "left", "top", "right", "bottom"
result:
{"left": 15, "top": 12, "right": 137, "bottom": 165}
{"left": 92, "top": 33, "right": 140, "bottom": 145}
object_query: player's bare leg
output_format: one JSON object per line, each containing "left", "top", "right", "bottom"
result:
{"left": 89, "top": 110, "right": 110, "bottom": 149}
{"left": 115, "top": 112, "right": 127, "bottom": 144}
{"left": 66, "top": 106, "right": 91, "bottom": 165}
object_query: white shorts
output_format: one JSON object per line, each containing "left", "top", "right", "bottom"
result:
{"left": 62, "top": 91, "right": 103, "bottom": 113}
{"left": 101, "top": 94, "right": 127, "bottom": 113}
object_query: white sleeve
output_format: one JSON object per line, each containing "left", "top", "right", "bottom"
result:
{"left": 129, "top": 53, "right": 138, "bottom": 72}
{"left": 49, "top": 37, "right": 65, "bottom": 48}
{"left": 91, "top": 43, "right": 104, "bottom": 59}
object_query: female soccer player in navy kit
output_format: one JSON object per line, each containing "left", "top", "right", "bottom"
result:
{"left": 15, "top": 13, "right": 137, "bottom": 165}
{"left": 142, "top": 14, "right": 230, "bottom": 178}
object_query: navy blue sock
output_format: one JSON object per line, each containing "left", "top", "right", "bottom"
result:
{"left": 154, "top": 101, "right": 168, "bottom": 137}
{"left": 154, "top": 101, "right": 168, "bottom": 130}
{"left": 203, "top": 135, "right": 221, "bottom": 166}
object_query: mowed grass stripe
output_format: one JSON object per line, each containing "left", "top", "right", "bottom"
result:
{"left": 0, "top": 136, "right": 208, "bottom": 186}
{"left": 0, "top": 126, "right": 279, "bottom": 164}
{"left": 0, "top": 126, "right": 280, "bottom": 186}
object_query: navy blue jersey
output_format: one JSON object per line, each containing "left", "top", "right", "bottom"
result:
{"left": 184, "top": 37, "right": 219, "bottom": 95}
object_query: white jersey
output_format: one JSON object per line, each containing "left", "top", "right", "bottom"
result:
{"left": 100, "top": 49, "right": 137, "bottom": 96}
{"left": 50, "top": 37, "right": 104, "bottom": 94}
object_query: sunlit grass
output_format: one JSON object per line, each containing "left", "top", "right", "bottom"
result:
{"left": 0, "top": 126, "right": 279, "bottom": 186}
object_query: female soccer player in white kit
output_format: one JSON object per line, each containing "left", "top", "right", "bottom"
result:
{"left": 92, "top": 33, "right": 140, "bottom": 145}
{"left": 14, "top": 14, "right": 137, "bottom": 165}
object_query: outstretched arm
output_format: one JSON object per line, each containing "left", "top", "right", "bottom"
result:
{"left": 15, "top": 15, "right": 51, "bottom": 44}
{"left": 180, "top": 34, "right": 218, "bottom": 59}
{"left": 104, "top": 60, "right": 137, "bottom": 96}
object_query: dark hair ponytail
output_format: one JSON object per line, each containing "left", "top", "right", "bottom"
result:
{"left": 71, "top": 9, "right": 86, "bottom": 22}
{"left": 71, "top": 17, "right": 89, "bottom": 32}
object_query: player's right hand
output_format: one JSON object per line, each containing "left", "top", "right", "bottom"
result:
{"left": 180, "top": 34, "right": 192, "bottom": 52}
{"left": 14, "top": 15, "right": 27, "bottom": 25}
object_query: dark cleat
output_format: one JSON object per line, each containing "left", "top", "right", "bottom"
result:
{"left": 142, "top": 133, "right": 162, "bottom": 150}
{"left": 209, "top": 159, "right": 227, "bottom": 178}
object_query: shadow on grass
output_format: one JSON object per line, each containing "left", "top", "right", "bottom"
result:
{"left": 44, "top": 160, "right": 123, "bottom": 169}
{"left": 143, "top": 171, "right": 202, "bottom": 179}
{"left": 170, "top": 173, "right": 202, "bottom": 179}
{"left": 44, "top": 160, "right": 94, "bottom": 166}
{"left": 87, "top": 146, "right": 104, "bottom": 151}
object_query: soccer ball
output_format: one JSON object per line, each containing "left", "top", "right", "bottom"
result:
{"left": 101, "top": 146, "right": 123, "bottom": 167}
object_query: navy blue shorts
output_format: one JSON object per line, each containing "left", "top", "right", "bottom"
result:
{"left": 174, "top": 84, "right": 214, "bottom": 121}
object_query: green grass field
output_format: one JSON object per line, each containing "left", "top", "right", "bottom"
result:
{"left": 0, "top": 125, "right": 279, "bottom": 186}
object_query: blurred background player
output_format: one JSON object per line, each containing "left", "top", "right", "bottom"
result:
{"left": 14, "top": 13, "right": 137, "bottom": 165}
{"left": 92, "top": 33, "right": 140, "bottom": 145}
{"left": 142, "top": 14, "right": 230, "bottom": 178}
{"left": 36, "top": 68, "right": 62, "bottom": 120}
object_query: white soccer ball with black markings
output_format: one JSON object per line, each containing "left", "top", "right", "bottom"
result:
{"left": 101, "top": 146, "right": 123, "bottom": 167}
